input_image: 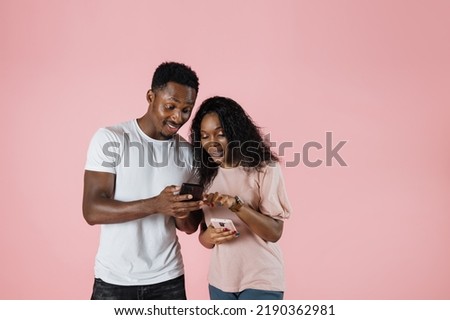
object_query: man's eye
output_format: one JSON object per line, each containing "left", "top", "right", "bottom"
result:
{"left": 182, "top": 108, "right": 192, "bottom": 114}
{"left": 165, "top": 105, "right": 175, "bottom": 110}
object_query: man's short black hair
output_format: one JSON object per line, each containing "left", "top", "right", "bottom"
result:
{"left": 151, "top": 62, "right": 199, "bottom": 93}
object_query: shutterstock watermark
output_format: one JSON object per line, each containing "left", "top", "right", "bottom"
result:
{"left": 100, "top": 132, "right": 348, "bottom": 169}
{"left": 267, "top": 131, "right": 348, "bottom": 167}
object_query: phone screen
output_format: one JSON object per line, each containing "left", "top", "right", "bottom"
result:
{"left": 210, "top": 218, "right": 237, "bottom": 232}
{"left": 179, "top": 183, "right": 204, "bottom": 201}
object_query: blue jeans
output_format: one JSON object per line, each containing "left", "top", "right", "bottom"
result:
{"left": 91, "top": 275, "right": 187, "bottom": 300}
{"left": 209, "top": 284, "right": 284, "bottom": 300}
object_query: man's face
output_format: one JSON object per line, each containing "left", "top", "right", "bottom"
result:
{"left": 147, "top": 81, "right": 197, "bottom": 140}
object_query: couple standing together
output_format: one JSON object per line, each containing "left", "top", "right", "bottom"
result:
{"left": 83, "top": 62, "right": 292, "bottom": 300}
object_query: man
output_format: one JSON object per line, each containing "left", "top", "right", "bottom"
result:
{"left": 83, "top": 62, "right": 203, "bottom": 299}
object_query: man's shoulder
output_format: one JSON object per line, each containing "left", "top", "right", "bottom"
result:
{"left": 174, "top": 134, "right": 193, "bottom": 150}
{"left": 174, "top": 134, "right": 191, "bottom": 145}
{"left": 94, "top": 119, "right": 135, "bottom": 141}
{"left": 104, "top": 119, "right": 135, "bottom": 133}
{"left": 171, "top": 134, "right": 195, "bottom": 165}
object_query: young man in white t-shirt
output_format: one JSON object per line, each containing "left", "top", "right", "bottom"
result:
{"left": 83, "top": 62, "right": 203, "bottom": 299}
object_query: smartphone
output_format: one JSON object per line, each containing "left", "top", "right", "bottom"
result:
{"left": 179, "top": 183, "right": 204, "bottom": 201}
{"left": 210, "top": 218, "right": 237, "bottom": 233}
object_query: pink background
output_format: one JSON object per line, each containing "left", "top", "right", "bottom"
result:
{"left": 1, "top": 0, "right": 449, "bottom": 299}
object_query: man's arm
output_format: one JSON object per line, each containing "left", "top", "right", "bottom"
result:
{"left": 175, "top": 209, "right": 203, "bottom": 234}
{"left": 82, "top": 170, "right": 203, "bottom": 225}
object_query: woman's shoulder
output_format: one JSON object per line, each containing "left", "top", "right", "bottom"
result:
{"left": 256, "top": 161, "right": 282, "bottom": 174}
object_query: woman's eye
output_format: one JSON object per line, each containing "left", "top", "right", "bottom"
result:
{"left": 165, "top": 105, "right": 175, "bottom": 110}
{"left": 200, "top": 135, "right": 208, "bottom": 140}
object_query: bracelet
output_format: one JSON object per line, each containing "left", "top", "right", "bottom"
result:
{"left": 229, "top": 196, "right": 244, "bottom": 212}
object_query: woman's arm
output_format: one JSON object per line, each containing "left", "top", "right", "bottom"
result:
{"left": 198, "top": 217, "right": 238, "bottom": 249}
{"left": 206, "top": 193, "right": 284, "bottom": 242}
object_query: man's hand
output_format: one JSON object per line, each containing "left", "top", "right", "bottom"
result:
{"left": 150, "top": 185, "right": 203, "bottom": 219}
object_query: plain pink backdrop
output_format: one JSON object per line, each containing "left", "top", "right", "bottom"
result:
{"left": 1, "top": 0, "right": 449, "bottom": 299}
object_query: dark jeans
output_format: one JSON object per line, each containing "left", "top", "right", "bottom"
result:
{"left": 91, "top": 275, "right": 187, "bottom": 300}
{"left": 209, "top": 284, "right": 284, "bottom": 300}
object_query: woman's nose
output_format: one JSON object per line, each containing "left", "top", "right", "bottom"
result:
{"left": 207, "top": 135, "right": 220, "bottom": 144}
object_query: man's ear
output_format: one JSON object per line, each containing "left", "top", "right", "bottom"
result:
{"left": 146, "top": 89, "right": 155, "bottom": 104}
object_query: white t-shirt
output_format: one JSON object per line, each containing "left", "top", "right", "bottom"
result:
{"left": 85, "top": 119, "right": 196, "bottom": 285}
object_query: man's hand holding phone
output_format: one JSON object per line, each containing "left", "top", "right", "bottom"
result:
{"left": 179, "top": 183, "right": 204, "bottom": 201}
{"left": 151, "top": 185, "right": 203, "bottom": 219}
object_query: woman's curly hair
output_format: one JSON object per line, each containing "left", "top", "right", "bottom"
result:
{"left": 190, "top": 96, "right": 278, "bottom": 188}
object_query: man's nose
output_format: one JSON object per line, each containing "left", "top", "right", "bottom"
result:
{"left": 170, "top": 110, "right": 182, "bottom": 124}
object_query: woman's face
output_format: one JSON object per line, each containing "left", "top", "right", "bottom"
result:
{"left": 200, "top": 112, "right": 229, "bottom": 166}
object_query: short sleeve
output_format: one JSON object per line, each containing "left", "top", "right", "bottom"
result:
{"left": 174, "top": 135, "right": 198, "bottom": 184}
{"left": 84, "top": 128, "right": 120, "bottom": 174}
{"left": 258, "top": 163, "right": 292, "bottom": 220}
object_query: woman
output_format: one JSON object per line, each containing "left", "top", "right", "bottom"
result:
{"left": 190, "top": 96, "right": 292, "bottom": 300}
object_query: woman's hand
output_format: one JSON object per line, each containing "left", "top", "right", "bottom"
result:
{"left": 203, "top": 192, "right": 284, "bottom": 243}
{"left": 204, "top": 192, "right": 235, "bottom": 208}
{"left": 199, "top": 223, "right": 239, "bottom": 248}
{"left": 205, "top": 192, "right": 284, "bottom": 243}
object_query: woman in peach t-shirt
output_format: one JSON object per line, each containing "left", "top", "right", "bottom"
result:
{"left": 190, "top": 96, "right": 292, "bottom": 300}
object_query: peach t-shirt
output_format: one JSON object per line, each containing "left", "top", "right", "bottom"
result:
{"left": 203, "top": 163, "right": 292, "bottom": 292}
